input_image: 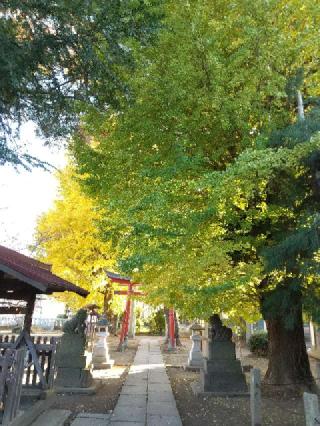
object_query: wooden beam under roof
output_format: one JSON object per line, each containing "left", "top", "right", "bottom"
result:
{"left": 0, "top": 307, "right": 27, "bottom": 315}
{"left": 0, "top": 291, "right": 37, "bottom": 301}
{"left": 0, "top": 264, "right": 47, "bottom": 293}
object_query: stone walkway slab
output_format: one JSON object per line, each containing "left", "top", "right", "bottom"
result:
{"left": 147, "top": 415, "right": 182, "bottom": 426}
{"left": 70, "top": 338, "right": 182, "bottom": 426}
{"left": 111, "top": 406, "right": 146, "bottom": 423}
{"left": 71, "top": 419, "right": 109, "bottom": 426}
{"left": 112, "top": 337, "right": 182, "bottom": 426}
{"left": 109, "top": 423, "right": 144, "bottom": 426}
{"left": 147, "top": 402, "right": 179, "bottom": 416}
{"left": 116, "top": 395, "right": 147, "bottom": 408}
{"left": 147, "top": 392, "right": 176, "bottom": 403}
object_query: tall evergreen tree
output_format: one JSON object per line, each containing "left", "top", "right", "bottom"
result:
{"left": 0, "top": 0, "right": 162, "bottom": 167}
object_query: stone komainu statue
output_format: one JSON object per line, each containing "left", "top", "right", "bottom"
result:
{"left": 209, "top": 314, "right": 233, "bottom": 342}
{"left": 56, "top": 308, "right": 92, "bottom": 388}
{"left": 63, "top": 309, "right": 87, "bottom": 336}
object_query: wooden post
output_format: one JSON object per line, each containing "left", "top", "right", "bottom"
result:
{"left": 304, "top": 392, "right": 320, "bottom": 426}
{"left": 124, "top": 282, "right": 132, "bottom": 339}
{"left": 310, "top": 321, "right": 316, "bottom": 349}
{"left": 246, "top": 322, "right": 253, "bottom": 343}
{"left": 117, "top": 282, "right": 132, "bottom": 351}
{"left": 315, "top": 362, "right": 320, "bottom": 383}
{"left": 250, "top": 368, "right": 262, "bottom": 426}
{"left": 128, "top": 299, "right": 136, "bottom": 339}
{"left": 23, "top": 293, "right": 36, "bottom": 333}
{"left": 168, "top": 308, "right": 176, "bottom": 351}
{"left": 297, "top": 90, "right": 305, "bottom": 121}
{"left": 2, "top": 348, "right": 26, "bottom": 425}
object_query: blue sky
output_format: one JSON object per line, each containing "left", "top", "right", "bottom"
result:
{"left": 0, "top": 123, "right": 66, "bottom": 253}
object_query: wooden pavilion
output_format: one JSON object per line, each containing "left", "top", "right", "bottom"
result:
{"left": 0, "top": 245, "right": 88, "bottom": 332}
{"left": 0, "top": 245, "right": 89, "bottom": 418}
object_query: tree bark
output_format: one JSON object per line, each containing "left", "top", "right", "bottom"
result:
{"left": 103, "top": 282, "right": 113, "bottom": 317}
{"left": 23, "top": 293, "right": 36, "bottom": 333}
{"left": 174, "top": 311, "right": 182, "bottom": 346}
{"left": 263, "top": 288, "right": 313, "bottom": 386}
{"left": 264, "top": 316, "right": 312, "bottom": 385}
{"left": 103, "top": 283, "right": 118, "bottom": 335}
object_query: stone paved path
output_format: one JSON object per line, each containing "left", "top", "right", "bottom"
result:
{"left": 70, "top": 337, "right": 182, "bottom": 426}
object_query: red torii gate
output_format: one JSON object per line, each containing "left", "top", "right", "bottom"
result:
{"left": 106, "top": 271, "right": 142, "bottom": 351}
{"left": 106, "top": 271, "right": 176, "bottom": 351}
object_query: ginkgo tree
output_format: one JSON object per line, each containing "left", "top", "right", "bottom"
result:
{"left": 33, "top": 166, "right": 122, "bottom": 316}
{"left": 72, "top": 0, "right": 320, "bottom": 385}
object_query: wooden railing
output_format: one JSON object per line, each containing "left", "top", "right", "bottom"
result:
{"left": 0, "top": 348, "right": 25, "bottom": 425}
{"left": 0, "top": 334, "right": 60, "bottom": 390}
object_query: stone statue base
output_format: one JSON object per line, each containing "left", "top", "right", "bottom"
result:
{"left": 55, "top": 334, "right": 93, "bottom": 388}
{"left": 199, "top": 315, "right": 247, "bottom": 395}
{"left": 200, "top": 341, "right": 247, "bottom": 393}
{"left": 92, "top": 329, "right": 114, "bottom": 370}
{"left": 187, "top": 334, "right": 203, "bottom": 369}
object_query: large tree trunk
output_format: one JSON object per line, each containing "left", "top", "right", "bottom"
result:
{"left": 262, "top": 286, "right": 313, "bottom": 386}
{"left": 265, "top": 316, "right": 313, "bottom": 385}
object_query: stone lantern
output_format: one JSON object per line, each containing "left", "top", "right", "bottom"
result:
{"left": 92, "top": 316, "right": 114, "bottom": 370}
{"left": 187, "top": 323, "right": 204, "bottom": 370}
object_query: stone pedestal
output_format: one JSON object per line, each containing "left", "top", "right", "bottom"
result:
{"left": 55, "top": 334, "right": 93, "bottom": 388}
{"left": 187, "top": 323, "right": 204, "bottom": 370}
{"left": 200, "top": 315, "right": 247, "bottom": 394}
{"left": 188, "top": 334, "right": 203, "bottom": 369}
{"left": 92, "top": 325, "right": 114, "bottom": 370}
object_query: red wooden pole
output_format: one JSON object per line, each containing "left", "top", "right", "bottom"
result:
{"left": 168, "top": 308, "right": 176, "bottom": 350}
{"left": 124, "top": 299, "right": 132, "bottom": 338}
{"left": 126, "top": 282, "right": 133, "bottom": 337}
{"left": 118, "top": 304, "right": 128, "bottom": 349}
{"left": 118, "top": 282, "right": 133, "bottom": 351}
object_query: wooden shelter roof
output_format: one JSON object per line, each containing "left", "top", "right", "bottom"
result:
{"left": 0, "top": 245, "right": 88, "bottom": 297}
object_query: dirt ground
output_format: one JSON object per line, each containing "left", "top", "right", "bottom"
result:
{"left": 53, "top": 336, "right": 138, "bottom": 422}
{"left": 163, "top": 338, "right": 315, "bottom": 426}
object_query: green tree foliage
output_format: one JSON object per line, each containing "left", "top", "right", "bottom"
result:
{"left": 72, "top": 0, "right": 320, "bottom": 384}
{"left": 0, "top": 0, "right": 162, "bottom": 167}
{"left": 73, "top": 0, "right": 320, "bottom": 312}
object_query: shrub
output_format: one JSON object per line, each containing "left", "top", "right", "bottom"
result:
{"left": 248, "top": 331, "right": 268, "bottom": 357}
{"left": 147, "top": 310, "right": 166, "bottom": 335}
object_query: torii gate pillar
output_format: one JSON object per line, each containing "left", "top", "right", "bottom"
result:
{"left": 168, "top": 308, "right": 176, "bottom": 351}
{"left": 128, "top": 299, "right": 136, "bottom": 339}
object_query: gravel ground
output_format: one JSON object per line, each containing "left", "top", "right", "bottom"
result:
{"left": 163, "top": 338, "right": 309, "bottom": 426}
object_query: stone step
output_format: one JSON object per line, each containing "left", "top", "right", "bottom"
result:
{"left": 71, "top": 413, "right": 112, "bottom": 426}
{"left": 31, "top": 409, "right": 72, "bottom": 426}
